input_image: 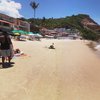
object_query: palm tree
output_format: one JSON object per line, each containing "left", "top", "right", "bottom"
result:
{"left": 30, "top": 1, "right": 39, "bottom": 25}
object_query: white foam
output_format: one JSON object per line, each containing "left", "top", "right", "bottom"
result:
{"left": 95, "top": 45, "right": 100, "bottom": 51}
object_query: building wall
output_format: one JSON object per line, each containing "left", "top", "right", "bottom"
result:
{"left": 0, "top": 13, "right": 30, "bottom": 32}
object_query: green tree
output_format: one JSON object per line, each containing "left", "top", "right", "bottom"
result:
{"left": 81, "top": 29, "right": 99, "bottom": 41}
{"left": 30, "top": 1, "right": 39, "bottom": 25}
{"left": 41, "top": 17, "right": 46, "bottom": 26}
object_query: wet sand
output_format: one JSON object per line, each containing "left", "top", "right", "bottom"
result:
{"left": 0, "top": 39, "right": 100, "bottom": 100}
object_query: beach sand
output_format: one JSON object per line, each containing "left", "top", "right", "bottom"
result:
{"left": 0, "top": 39, "right": 100, "bottom": 100}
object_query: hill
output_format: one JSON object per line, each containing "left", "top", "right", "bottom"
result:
{"left": 20, "top": 14, "right": 100, "bottom": 40}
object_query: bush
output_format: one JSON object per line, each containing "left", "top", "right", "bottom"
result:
{"left": 81, "top": 29, "right": 99, "bottom": 41}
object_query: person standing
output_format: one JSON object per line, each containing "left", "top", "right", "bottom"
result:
{"left": 0, "top": 32, "right": 14, "bottom": 66}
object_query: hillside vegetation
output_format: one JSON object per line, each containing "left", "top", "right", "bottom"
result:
{"left": 20, "top": 14, "right": 100, "bottom": 41}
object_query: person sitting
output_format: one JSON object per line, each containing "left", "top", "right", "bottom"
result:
{"left": 14, "top": 48, "right": 25, "bottom": 57}
{"left": 14, "top": 48, "right": 21, "bottom": 54}
{"left": 49, "top": 43, "right": 55, "bottom": 49}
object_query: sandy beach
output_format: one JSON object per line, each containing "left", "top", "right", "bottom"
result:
{"left": 0, "top": 39, "right": 100, "bottom": 100}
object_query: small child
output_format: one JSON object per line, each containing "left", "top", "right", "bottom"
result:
{"left": 49, "top": 43, "right": 55, "bottom": 49}
{"left": 14, "top": 48, "right": 20, "bottom": 54}
{"left": 14, "top": 48, "right": 25, "bottom": 57}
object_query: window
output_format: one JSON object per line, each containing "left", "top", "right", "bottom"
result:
{"left": 3, "top": 22, "right": 10, "bottom": 27}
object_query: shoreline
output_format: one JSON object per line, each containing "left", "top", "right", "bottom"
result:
{"left": 86, "top": 40, "right": 100, "bottom": 58}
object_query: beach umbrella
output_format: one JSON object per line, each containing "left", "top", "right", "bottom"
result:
{"left": 28, "top": 32, "right": 34, "bottom": 34}
{"left": 28, "top": 34, "right": 34, "bottom": 36}
{"left": 12, "top": 30, "right": 28, "bottom": 35}
{"left": 33, "top": 33, "right": 42, "bottom": 37}
{"left": 21, "top": 30, "right": 28, "bottom": 35}
{"left": 12, "top": 30, "right": 23, "bottom": 33}
{"left": 14, "top": 33, "right": 20, "bottom": 36}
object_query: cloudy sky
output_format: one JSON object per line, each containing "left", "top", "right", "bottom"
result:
{"left": 0, "top": 0, "right": 100, "bottom": 24}
{"left": 0, "top": 0, "right": 22, "bottom": 18}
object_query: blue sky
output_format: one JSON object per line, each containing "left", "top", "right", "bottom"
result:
{"left": 0, "top": 0, "right": 100, "bottom": 24}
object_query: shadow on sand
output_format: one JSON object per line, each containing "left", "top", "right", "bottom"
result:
{"left": 0, "top": 62, "right": 15, "bottom": 69}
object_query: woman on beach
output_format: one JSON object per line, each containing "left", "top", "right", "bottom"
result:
{"left": 0, "top": 32, "right": 14, "bottom": 66}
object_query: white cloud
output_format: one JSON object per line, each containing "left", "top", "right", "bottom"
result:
{"left": 0, "top": 0, "right": 23, "bottom": 18}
